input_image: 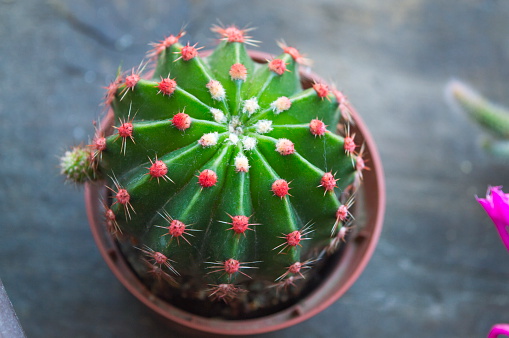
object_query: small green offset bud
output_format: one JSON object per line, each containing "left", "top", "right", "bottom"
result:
{"left": 60, "top": 145, "right": 95, "bottom": 183}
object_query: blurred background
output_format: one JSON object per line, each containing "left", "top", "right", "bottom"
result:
{"left": 1, "top": 0, "right": 509, "bottom": 337}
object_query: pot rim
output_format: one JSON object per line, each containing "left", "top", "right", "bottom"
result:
{"left": 84, "top": 50, "right": 385, "bottom": 335}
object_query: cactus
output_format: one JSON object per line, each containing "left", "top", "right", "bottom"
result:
{"left": 446, "top": 80, "right": 509, "bottom": 157}
{"left": 62, "top": 25, "right": 366, "bottom": 310}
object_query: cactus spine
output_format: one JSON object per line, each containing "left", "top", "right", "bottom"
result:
{"left": 62, "top": 25, "right": 365, "bottom": 306}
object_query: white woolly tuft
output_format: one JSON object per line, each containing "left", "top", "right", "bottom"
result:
{"left": 255, "top": 120, "right": 273, "bottom": 134}
{"left": 234, "top": 154, "right": 250, "bottom": 172}
{"left": 242, "top": 136, "right": 257, "bottom": 151}
{"left": 275, "top": 138, "right": 295, "bottom": 155}
{"left": 242, "top": 97, "right": 260, "bottom": 116}
{"left": 270, "top": 96, "right": 292, "bottom": 114}
{"left": 198, "top": 132, "right": 219, "bottom": 147}
{"left": 206, "top": 80, "right": 226, "bottom": 101}
{"left": 227, "top": 133, "right": 239, "bottom": 144}
{"left": 210, "top": 108, "right": 226, "bottom": 123}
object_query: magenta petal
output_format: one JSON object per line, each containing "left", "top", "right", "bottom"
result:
{"left": 477, "top": 191, "right": 497, "bottom": 223}
{"left": 488, "top": 323, "right": 509, "bottom": 338}
{"left": 478, "top": 186, "right": 509, "bottom": 251}
{"left": 477, "top": 196, "right": 493, "bottom": 213}
{"left": 491, "top": 187, "right": 509, "bottom": 226}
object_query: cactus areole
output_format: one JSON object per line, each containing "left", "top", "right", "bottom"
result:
{"left": 65, "top": 25, "right": 385, "bottom": 335}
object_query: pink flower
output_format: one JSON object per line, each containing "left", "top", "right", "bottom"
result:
{"left": 488, "top": 323, "right": 509, "bottom": 338}
{"left": 476, "top": 186, "right": 509, "bottom": 251}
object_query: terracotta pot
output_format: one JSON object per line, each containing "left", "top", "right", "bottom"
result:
{"left": 84, "top": 50, "right": 385, "bottom": 336}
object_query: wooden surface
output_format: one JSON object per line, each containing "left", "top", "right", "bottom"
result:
{"left": 1, "top": 1, "right": 509, "bottom": 337}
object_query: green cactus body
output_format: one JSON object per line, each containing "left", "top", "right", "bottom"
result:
{"left": 448, "top": 80, "right": 509, "bottom": 139}
{"left": 80, "top": 26, "right": 364, "bottom": 303}
{"left": 447, "top": 80, "right": 509, "bottom": 158}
